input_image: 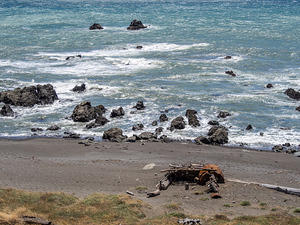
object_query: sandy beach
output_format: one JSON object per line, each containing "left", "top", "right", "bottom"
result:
{"left": 0, "top": 138, "right": 299, "bottom": 218}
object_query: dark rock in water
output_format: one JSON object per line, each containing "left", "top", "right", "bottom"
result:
{"left": 208, "top": 120, "right": 219, "bottom": 126}
{"left": 71, "top": 101, "right": 96, "bottom": 122}
{"left": 194, "top": 136, "right": 211, "bottom": 145}
{"left": 86, "top": 115, "right": 109, "bottom": 129}
{"left": 296, "top": 106, "right": 300, "bottom": 111}
{"left": 225, "top": 70, "right": 237, "bottom": 77}
{"left": 208, "top": 125, "right": 228, "bottom": 136}
{"left": 31, "top": 128, "right": 43, "bottom": 132}
{"left": 170, "top": 116, "right": 186, "bottom": 130}
{"left": 89, "top": 23, "right": 104, "bottom": 30}
{"left": 133, "top": 100, "right": 145, "bottom": 110}
{"left": 152, "top": 120, "right": 158, "bottom": 126}
{"left": 246, "top": 124, "right": 253, "bottom": 130}
{"left": 159, "top": 113, "right": 168, "bottom": 122}
{"left": 138, "top": 132, "right": 157, "bottom": 140}
{"left": 127, "top": 20, "right": 147, "bottom": 30}
{"left": 132, "top": 123, "right": 144, "bottom": 131}
{"left": 224, "top": 56, "right": 232, "bottom": 59}
{"left": 185, "top": 109, "right": 200, "bottom": 127}
{"left": 63, "top": 132, "right": 80, "bottom": 139}
{"left": 110, "top": 107, "right": 125, "bottom": 118}
{"left": 217, "top": 111, "right": 231, "bottom": 118}
{"left": 283, "top": 143, "right": 291, "bottom": 147}
{"left": 66, "top": 55, "right": 82, "bottom": 60}
{"left": 72, "top": 83, "right": 86, "bottom": 93}
{"left": 155, "top": 127, "right": 163, "bottom": 135}
{"left": 136, "top": 46, "right": 143, "bottom": 49}
{"left": 272, "top": 144, "right": 284, "bottom": 152}
{"left": 0, "top": 104, "right": 14, "bottom": 117}
{"left": 94, "top": 104, "right": 106, "bottom": 116}
{"left": 260, "top": 132, "right": 264, "bottom": 136}
{"left": 47, "top": 125, "right": 60, "bottom": 131}
{"left": 103, "top": 128, "right": 126, "bottom": 142}
{"left": 266, "top": 83, "right": 273, "bottom": 88}
{"left": 284, "top": 88, "right": 300, "bottom": 100}
{"left": 0, "top": 84, "right": 58, "bottom": 107}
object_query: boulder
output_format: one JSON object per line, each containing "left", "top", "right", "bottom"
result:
{"left": 127, "top": 20, "right": 147, "bottom": 30}
{"left": 138, "top": 132, "right": 157, "bottom": 140}
{"left": 296, "top": 106, "right": 300, "bottom": 112}
{"left": 217, "top": 111, "right": 231, "bottom": 118}
{"left": 0, "top": 84, "right": 58, "bottom": 107}
{"left": 89, "top": 23, "right": 103, "bottom": 30}
{"left": 94, "top": 104, "right": 106, "bottom": 116}
{"left": 152, "top": 120, "right": 158, "bottom": 126}
{"left": 170, "top": 116, "right": 186, "bottom": 130}
{"left": 103, "top": 128, "right": 126, "bottom": 142}
{"left": 266, "top": 83, "right": 273, "bottom": 88}
{"left": 31, "top": 128, "right": 43, "bottom": 132}
{"left": 208, "top": 120, "right": 219, "bottom": 126}
{"left": 225, "top": 70, "right": 237, "bottom": 77}
{"left": 0, "top": 104, "right": 14, "bottom": 117}
{"left": 159, "top": 113, "right": 168, "bottom": 122}
{"left": 71, "top": 101, "right": 96, "bottom": 122}
{"left": 285, "top": 88, "right": 300, "bottom": 100}
{"left": 47, "top": 125, "right": 60, "bottom": 131}
{"left": 207, "top": 126, "right": 228, "bottom": 145}
{"left": 246, "top": 124, "right": 253, "bottom": 130}
{"left": 72, "top": 83, "right": 86, "bottom": 93}
{"left": 110, "top": 107, "right": 125, "bottom": 118}
{"left": 155, "top": 127, "right": 163, "bottom": 135}
{"left": 133, "top": 101, "right": 145, "bottom": 110}
{"left": 185, "top": 109, "right": 200, "bottom": 127}
{"left": 136, "top": 46, "right": 143, "bottom": 49}
{"left": 194, "top": 136, "right": 210, "bottom": 145}
{"left": 86, "top": 116, "right": 109, "bottom": 129}
{"left": 132, "top": 123, "right": 144, "bottom": 131}
{"left": 224, "top": 56, "right": 232, "bottom": 59}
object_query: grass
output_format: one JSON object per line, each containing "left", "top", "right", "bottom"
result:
{"left": 223, "top": 204, "right": 233, "bottom": 208}
{"left": 294, "top": 208, "right": 300, "bottom": 213}
{"left": 0, "top": 188, "right": 299, "bottom": 225}
{"left": 135, "top": 186, "right": 148, "bottom": 191}
{"left": 240, "top": 201, "right": 251, "bottom": 206}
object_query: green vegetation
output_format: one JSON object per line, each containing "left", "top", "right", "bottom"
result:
{"left": 0, "top": 188, "right": 299, "bottom": 225}
{"left": 240, "top": 201, "right": 251, "bottom": 206}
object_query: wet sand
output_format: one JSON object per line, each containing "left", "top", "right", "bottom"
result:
{"left": 0, "top": 138, "right": 299, "bottom": 217}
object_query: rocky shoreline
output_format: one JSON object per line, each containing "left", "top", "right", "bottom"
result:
{"left": 0, "top": 83, "right": 299, "bottom": 156}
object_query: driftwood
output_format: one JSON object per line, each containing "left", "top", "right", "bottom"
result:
{"left": 207, "top": 174, "right": 219, "bottom": 193}
{"left": 228, "top": 178, "right": 300, "bottom": 197}
{"left": 147, "top": 189, "right": 160, "bottom": 198}
{"left": 178, "top": 218, "right": 202, "bottom": 224}
{"left": 22, "top": 216, "right": 53, "bottom": 225}
{"left": 126, "top": 191, "right": 134, "bottom": 196}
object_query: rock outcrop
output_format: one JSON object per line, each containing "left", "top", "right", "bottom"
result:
{"left": 207, "top": 126, "right": 228, "bottom": 145}
{"left": 133, "top": 101, "right": 145, "bottom": 110}
{"left": 72, "top": 84, "right": 86, "bottom": 93}
{"left": 86, "top": 115, "right": 109, "bottom": 129}
{"left": 159, "top": 114, "right": 168, "bottom": 122}
{"left": 0, "top": 104, "right": 14, "bottom": 117}
{"left": 103, "top": 128, "right": 126, "bottom": 142}
{"left": 170, "top": 116, "right": 186, "bottom": 130}
{"left": 127, "top": 20, "right": 147, "bottom": 30}
{"left": 185, "top": 109, "right": 200, "bottom": 127}
{"left": 285, "top": 88, "right": 300, "bottom": 100}
{"left": 71, "top": 101, "right": 97, "bottom": 122}
{"left": 110, "top": 107, "right": 125, "bottom": 118}
{"left": 89, "top": 23, "right": 103, "bottom": 30}
{"left": 0, "top": 84, "right": 58, "bottom": 107}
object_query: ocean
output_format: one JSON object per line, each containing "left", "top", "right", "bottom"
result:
{"left": 0, "top": 0, "right": 299, "bottom": 150}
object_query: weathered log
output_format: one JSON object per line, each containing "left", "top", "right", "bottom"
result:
{"left": 22, "top": 216, "right": 53, "bottom": 225}
{"left": 126, "top": 191, "right": 134, "bottom": 196}
{"left": 147, "top": 189, "right": 160, "bottom": 198}
{"left": 156, "top": 174, "right": 172, "bottom": 190}
{"left": 207, "top": 174, "right": 219, "bottom": 193}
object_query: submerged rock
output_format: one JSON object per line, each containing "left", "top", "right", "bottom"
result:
{"left": 224, "top": 56, "right": 232, "bottom": 59}
{"left": 285, "top": 88, "right": 300, "bottom": 100}
{"left": 66, "top": 55, "right": 82, "bottom": 60}
{"left": 132, "top": 123, "right": 144, "bottom": 131}
{"left": 0, "top": 84, "right": 58, "bottom": 107}
{"left": 208, "top": 120, "right": 219, "bottom": 126}
{"left": 296, "top": 106, "right": 300, "bottom": 111}
{"left": 246, "top": 124, "right": 253, "bottom": 130}
{"left": 72, "top": 83, "right": 86, "bottom": 93}
{"left": 155, "top": 127, "right": 163, "bottom": 135}
{"left": 127, "top": 20, "right": 147, "bottom": 30}
{"left": 86, "top": 115, "right": 109, "bottom": 129}
{"left": 47, "top": 125, "right": 60, "bottom": 131}
{"left": 225, "top": 70, "right": 237, "bottom": 77}
{"left": 217, "top": 111, "right": 231, "bottom": 118}
{"left": 138, "top": 132, "right": 157, "bottom": 140}
{"left": 159, "top": 113, "right": 168, "bottom": 122}
{"left": 89, "top": 23, "right": 103, "bottom": 30}
{"left": 31, "top": 128, "right": 43, "bottom": 132}
{"left": 0, "top": 104, "right": 14, "bottom": 117}
{"left": 133, "top": 100, "right": 145, "bottom": 110}
{"left": 194, "top": 136, "right": 210, "bottom": 145}
{"left": 266, "top": 83, "right": 273, "bottom": 88}
{"left": 110, "top": 107, "right": 125, "bottom": 118}
{"left": 103, "top": 128, "right": 126, "bottom": 142}
{"left": 151, "top": 120, "right": 158, "bottom": 126}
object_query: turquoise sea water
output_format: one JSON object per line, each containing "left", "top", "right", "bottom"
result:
{"left": 0, "top": 0, "right": 299, "bottom": 149}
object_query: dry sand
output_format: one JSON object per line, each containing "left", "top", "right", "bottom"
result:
{"left": 0, "top": 138, "right": 299, "bottom": 218}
